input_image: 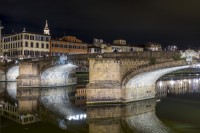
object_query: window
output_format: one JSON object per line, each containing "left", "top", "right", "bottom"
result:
{"left": 24, "top": 34, "right": 29, "bottom": 39}
{"left": 31, "top": 42, "right": 34, "bottom": 48}
{"left": 41, "top": 36, "right": 44, "bottom": 41}
{"left": 46, "top": 43, "right": 49, "bottom": 49}
{"left": 46, "top": 37, "right": 49, "bottom": 42}
{"left": 41, "top": 43, "right": 44, "bottom": 48}
{"left": 35, "top": 35, "right": 40, "bottom": 41}
{"left": 25, "top": 42, "right": 28, "bottom": 47}
{"left": 30, "top": 35, "right": 34, "bottom": 40}
{"left": 36, "top": 43, "right": 39, "bottom": 48}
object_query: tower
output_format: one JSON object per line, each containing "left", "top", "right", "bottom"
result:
{"left": 43, "top": 20, "right": 50, "bottom": 35}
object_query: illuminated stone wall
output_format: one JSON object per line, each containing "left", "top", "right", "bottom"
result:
{"left": 6, "top": 66, "right": 19, "bottom": 81}
{"left": 41, "top": 64, "right": 77, "bottom": 87}
{"left": 17, "top": 62, "right": 40, "bottom": 87}
{"left": 89, "top": 59, "right": 121, "bottom": 83}
{"left": 125, "top": 61, "right": 188, "bottom": 101}
{"left": 87, "top": 58, "right": 189, "bottom": 104}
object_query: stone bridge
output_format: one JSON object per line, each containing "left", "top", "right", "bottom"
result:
{"left": 0, "top": 50, "right": 198, "bottom": 91}
{"left": 86, "top": 50, "right": 199, "bottom": 104}
{"left": 0, "top": 56, "right": 78, "bottom": 87}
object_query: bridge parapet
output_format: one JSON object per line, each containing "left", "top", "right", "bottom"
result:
{"left": 68, "top": 51, "right": 181, "bottom": 60}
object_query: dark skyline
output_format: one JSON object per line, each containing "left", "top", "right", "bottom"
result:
{"left": 1, "top": 0, "right": 200, "bottom": 49}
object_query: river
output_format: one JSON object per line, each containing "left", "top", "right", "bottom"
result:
{"left": 0, "top": 73, "right": 200, "bottom": 133}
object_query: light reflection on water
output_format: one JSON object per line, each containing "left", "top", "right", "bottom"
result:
{"left": 0, "top": 74, "right": 200, "bottom": 133}
{"left": 156, "top": 74, "right": 200, "bottom": 133}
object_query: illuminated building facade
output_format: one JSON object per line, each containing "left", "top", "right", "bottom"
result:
{"left": 145, "top": 42, "right": 162, "bottom": 51}
{"left": 90, "top": 38, "right": 143, "bottom": 53}
{"left": 50, "top": 36, "right": 88, "bottom": 55}
{"left": 106, "top": 39, "right": 143, "bottom": 52}
{"left": 2, "top": 21, "right": 51, "bottom": 59}
{"left": 2, "top": 31, "right": 50, "bottom": 59}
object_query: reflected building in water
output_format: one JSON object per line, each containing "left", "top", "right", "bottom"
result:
{"left": 0, "top": 82, "right": 40, "bottom": 125}
{"left": 156, "top": 74, "right": 200, "bottom": 98}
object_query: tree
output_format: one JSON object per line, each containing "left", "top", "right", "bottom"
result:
{"left": 149, "top": 57, "right": 156, "bottom": 65}
{"left": 173, "top": 53, "right": 181, "bottom": 61}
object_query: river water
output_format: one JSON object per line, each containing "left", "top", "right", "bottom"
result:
{"left": 0, "top": 74, "right": 200, "bottom": 133}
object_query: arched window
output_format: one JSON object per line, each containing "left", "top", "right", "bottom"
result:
{"left": 31, "top": 42, "right": 34, "bottom": 48}
{"left": 36, "top": 43, "right": 39, "bottom": 48}
{"left": 46, "top": 43, "right": 49, "bottom": 49}
{"left": 25, "top": 42, "right": 28, "bottom": 47}
{"left": 41, "top": 43, "right": 44, "bottom": 48}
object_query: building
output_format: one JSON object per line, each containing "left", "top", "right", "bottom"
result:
{"left": 164, "top": 45, "right": 178, "bottom": 51}
{"left": 50, "top": 36, "right": 88, "bottom": 55}
{"left": 90, "top": 38, "right": 143, "bottom": 53}
{"left": 106, "top": 39, "right": 143, "bottom": 52}
{"left": 75, "top": 87, "right": 86, "bottom": 107}
{"left": 92, "top": 38, "right": 109, "bottom": 53}
{"left": 88, "top": 46, "right": 102, "bottom": 53}
{"left": 113, "top": 39, "right": 126, "bottom": 45}
{"left": 145, "top": 42, "right": 162, "bottom": 51}
{"left": 2, "top": 21, "right": 51, "bottom": 59}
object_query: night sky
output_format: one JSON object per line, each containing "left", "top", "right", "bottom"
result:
{"left": 1, "top": 0, "right": 200, "bottom": 49}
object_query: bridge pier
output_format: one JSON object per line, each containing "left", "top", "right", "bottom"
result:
{"left": 17, "top": 62, "right": 40, "bottom": 87}
{"left": 86, "top": 59, "right": 124, "bottom": 104}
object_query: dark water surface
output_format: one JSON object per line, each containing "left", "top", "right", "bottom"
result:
{"left": 1, "top": 74, "right": 200, "bottom": 133}
{"left": 156, "top": 94, "right": 200, "bottom": 133}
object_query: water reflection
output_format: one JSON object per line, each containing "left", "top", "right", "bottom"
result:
{"left": 156, "top": 74, "right": 200, "bottom": 98}
{"left": 156, "top": 74, "right": 200, "bottom": 133}
{"left": 87, "top": 99, "right": 172, "bottom": 133}
{"left": 39, "top": 86, "right": 86, "bottom": 130}
{"left": 0, "top": 82, "right": 174, "bottom": 133}
{"left": 0, "top": 74, "right": 199, "bottom": 133}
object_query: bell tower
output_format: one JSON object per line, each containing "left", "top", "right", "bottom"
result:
{"left": 43, "top": 20, "right": 50, "bottom": 35}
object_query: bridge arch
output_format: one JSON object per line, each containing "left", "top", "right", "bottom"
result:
{"left": 6, "top": 65, "right": 19, "bottom": 81}
{"left": 124, "top": 61, "right": 190, "bottom": 102}
{"left": 40, "top": 64, "right": 77, "bottom": 87}
{"left": 0, "top": 69, "right": 5, "bottom": 81}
